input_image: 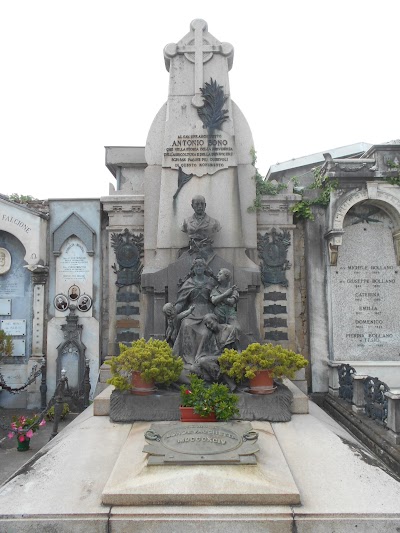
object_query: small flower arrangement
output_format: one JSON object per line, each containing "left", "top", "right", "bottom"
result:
{"left": 7, "top": 414, "right": 46, "bottom": 443}
{"left": 180, "top": 374, "right": 239, "bottom": 421}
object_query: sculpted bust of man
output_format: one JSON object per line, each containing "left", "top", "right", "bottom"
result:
{"left": 181, "top": 195, "right": 221, "bottom": 252}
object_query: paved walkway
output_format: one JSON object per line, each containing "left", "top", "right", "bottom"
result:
{"left": 0, "top": 407, "right": 76, "bottom": 486}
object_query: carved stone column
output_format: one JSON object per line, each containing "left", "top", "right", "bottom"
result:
{"left": 25, "top": 265, "right": 49, "bottom": 409}
{"left": 257, "top": 189, "right": 306, "bottom": 393}
{"left": 101, "top": 195, "right": 144, "bottom": 356}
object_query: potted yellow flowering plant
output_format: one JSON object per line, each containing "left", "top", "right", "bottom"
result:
{"left": 219, "top": 343, "right": 308, "bottom": 395}
{"left": 107, "top": 338, "right": 184, "bottom": 395}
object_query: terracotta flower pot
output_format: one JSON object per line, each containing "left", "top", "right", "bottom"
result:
{"left": 131, "top": 371, "right": 155, "bottom": 395}
{"left": 248, "top": 370, "right": 276, "bottom": 395}
{"left": 179, "top": 406, "right": 217, "bottom": 422}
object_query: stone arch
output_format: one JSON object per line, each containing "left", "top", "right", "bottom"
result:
{"left": 53, "top": 212, "right": 96, "bottom": 256}
{"left": 326, "top": 184, "right": 400, "bottom": 265}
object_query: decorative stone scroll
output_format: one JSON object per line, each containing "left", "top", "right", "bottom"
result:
{"left": 143, "top": 421, "right": 259, "bottom": 465}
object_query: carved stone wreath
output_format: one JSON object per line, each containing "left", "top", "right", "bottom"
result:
{"left": 111, "top": 229, "right": 144, "bottom": 288}
{"left": 257, "top": 228, "right": 291, "bottom": 287}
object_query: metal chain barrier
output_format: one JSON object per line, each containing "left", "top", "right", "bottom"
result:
{"left": 0, "top": 362, "right": 45, "bottom": 394}
{"left": 0, "top": 369, "right": 69, "bottom": 440}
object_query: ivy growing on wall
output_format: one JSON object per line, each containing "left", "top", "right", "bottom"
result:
{"left": 248, "top": 149, "right": 287, "bottom": 212}
{"left": 290, "top": 167, "right": 338, "bottom": 221}
{"left": 248, "top": 150, "right": 337, "bottom": 220}
{"left": 384, "top": 160, "right": 400, "bottom": 186}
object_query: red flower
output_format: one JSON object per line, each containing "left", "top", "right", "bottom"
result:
{"left": 184, "top": 389, "right": 192, "bottom": 395}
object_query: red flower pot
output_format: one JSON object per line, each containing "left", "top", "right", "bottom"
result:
{"left": 131, "top": 371, "right": 155, "bottom": 395}
{"left": 179, "top": 406, "right": 217, "bottom": 422}
{"left": 249, "top": 370, "right": 276, "bottom": 395}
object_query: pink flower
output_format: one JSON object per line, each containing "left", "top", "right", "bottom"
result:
{"left": 18, "top": 435, "right": 25, "bottom": 443}
{"left": 26, "top": 429, "right": 34, "bottom": 438}
{"left": 39, "top": 419, "right": 46, "bottom": 427}
{"left": 7, "top": 432, "right": 14, "bottom": 439}
{"left": 11, "top": 422, "right": 16, "bottom": 429}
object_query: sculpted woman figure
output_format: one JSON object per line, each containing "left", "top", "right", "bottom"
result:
{"left": 172, "top": 257, "right": 216, "bottom": 366}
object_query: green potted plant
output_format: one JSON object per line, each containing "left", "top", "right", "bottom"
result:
{"left": 219, "top": 343, "right": 308, "bottom": 395}
{"left": 180, "top": 374, "right": 239, "bottom": 422}
{"left": 0, "top": 329, "right": 13, "bottom": 360}
{"left": 7, "top": 413, "right": 46, "bottom": 451}
{"left": 107, "top": 338, "right": 184, "bottom": 395}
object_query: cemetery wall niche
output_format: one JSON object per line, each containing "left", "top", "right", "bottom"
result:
{"left": 0, "top": 195, "right": 49, "bottom": 409}
{"left": 0, "top": 231, "right": 32, "bottom": 407}
{"left": 46, "top": 200, "right": 101, "bottom": 405}
{"left": 327, "top": 183, "right": 400, "bottom": 387}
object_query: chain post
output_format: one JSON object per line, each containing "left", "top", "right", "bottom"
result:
{"left": 83, "top": 358, "right": 91, "bottom": 409}
{"left": 50, "top": 369, "right": 68, "bottom": 440}
{"left": 40, "top": 358, "right": 47, "bottom": 410}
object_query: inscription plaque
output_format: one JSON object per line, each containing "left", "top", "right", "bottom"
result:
{"left": 0, "top": 299, "right": 11, "bottom": 315}
{"left": 163, "top": 131, "right": 237, "bottom": 177}
{"left": 331, "top": 218, "right": 400, "bottom": 360}
{"left": 143, "top": 421, "right": 259, "bottom": 465}
{"left": 11, "top": 339, "right": 25, "bottom": 357}
{"left": 1, "top": 319, "right": 26, "bottom": 336}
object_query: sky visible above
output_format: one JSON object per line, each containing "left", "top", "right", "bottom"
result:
{"left": 1, "top": 1, "right": 399, "bottom": 199}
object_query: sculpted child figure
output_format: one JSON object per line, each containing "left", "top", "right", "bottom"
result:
{"left": 210, "top": 268, "right": 241, "bottom": 345}
{"left": 162, "top": 302, "right": 195, "bottom": 347}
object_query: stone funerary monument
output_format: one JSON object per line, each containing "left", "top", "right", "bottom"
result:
{"left": 1, "top": 19, "right": 400, "bottom": 409}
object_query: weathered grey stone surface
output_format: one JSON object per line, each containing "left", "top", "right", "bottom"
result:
{"left": 102, "top": 421, "right": 300, "bottom": 506}
{"left": 143, "top": 421, "right": 259, "bottom": 465}
{"left": 2, "top": 402, "right": 400, "bottom": 531}
{"left": 331, "top": 215, "right": 400, "bottom": 361}
{"left": 143, "top": 20, "right": 258, "bottom": 271}
{"left": 109, "top": 383, "right": 293, "bottom": 423}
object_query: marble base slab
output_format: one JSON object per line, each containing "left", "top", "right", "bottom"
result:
{"left": 102, "top": 421, "right": 300, "bottom": 506}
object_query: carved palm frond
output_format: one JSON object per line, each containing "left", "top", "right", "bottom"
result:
{"left": 197, "top": 78, "right": 229, "bottom": 130}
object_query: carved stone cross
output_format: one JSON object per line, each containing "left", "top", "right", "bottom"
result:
{"left": 164, "top": 19, "right": 233, "bottom": 108}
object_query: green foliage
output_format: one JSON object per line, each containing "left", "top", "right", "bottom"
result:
{"left": 248, "top": 148, "right": 287, "bottom": 212}
{"left": 384, "top": 160, "right": 400, "bottom": 186}
{"left": 180, "top": 374, "right": 239, "bottom": 421}
{"left": 291, "top": 166, "right": 338, "bottom": 221}
{"left": 218, "top": 343, "right": 308, "bottom": 383}
{"left": 8, "top": 193, "right": 37, "bottom": 204}
{"left": 46, "top": 403, "right": 70, "bottom": 421}
{"left": 107, "top": 338, "right": 184, "bottom": 391}
{"left": 291, "top": 200, "right": 315, "bottom": 221}
{"left": 0, "top": 329, "right": 13, "bottom": 358}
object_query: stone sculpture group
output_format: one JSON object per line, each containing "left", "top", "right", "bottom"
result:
{"left": 163, "top": 195, "right": 242, "bottom": 384}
